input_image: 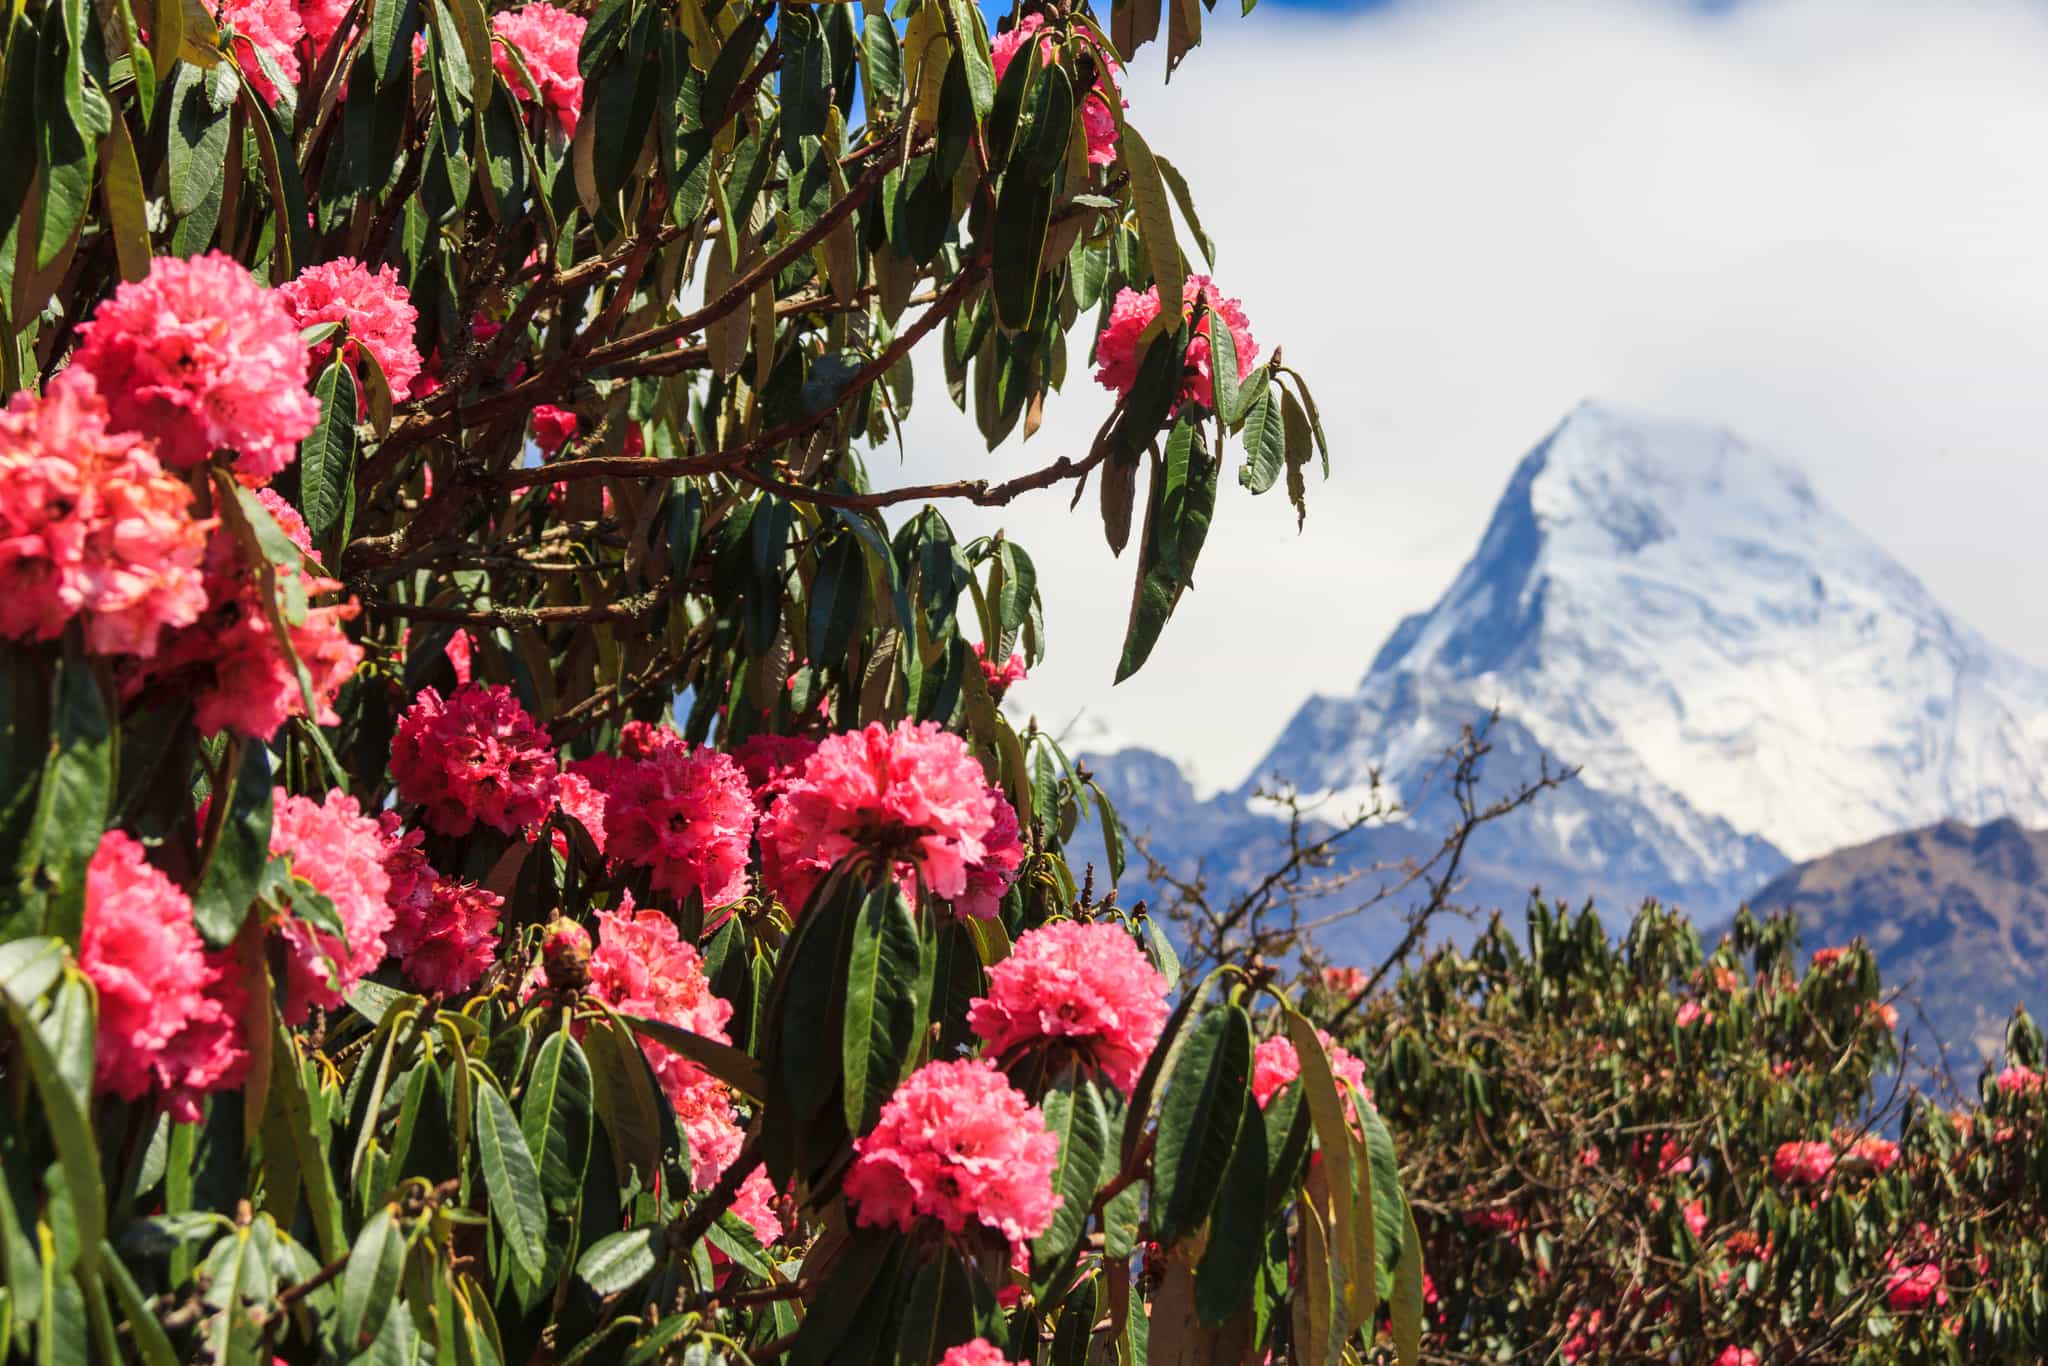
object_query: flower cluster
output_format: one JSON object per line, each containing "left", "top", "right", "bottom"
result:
{"left": 966, "top": 920, "right": 1168, "bottom": 1095}
{"left": 492, "top": 4, "right": 587, "bottom": 133}
{"left": 393, "top": 684, "right": 561, "bottom": 835}
{"left": 218, "top": 0, "right": 305, "bottom": 104}
{"left": 73, "top": 253, "right": 319, "bottom": 482}
{"left": 1770, "top": 1140, "right": 1836, "bottom": 1186}
{"left": 843, "top": 1058, "right": 1062, "bottom": 1255}
{"left": 731, "top": 732, "right": 820, "bottom": 804}
{"left": 379, "top": 814, "right": 504, "bottom": 996}
{"left": 973, "top": 642, "right": 1029, "bottom": 701}
{"left": 276, "top": 258, "right": 424, "bottom": 402}
{"left": 271, "top": 788, "right": 395, "bottom": 1022}
{"left": 938, "top": 1343, "right": 1020, "bottom": 1366}
{"left": 758, "top": 720, "right": 1018, "bottom": 915}
{"left": 1094, "top": 274, "right": 1257, "bottom": 414}
{"left": 0, "top": 371, "right": 210, "bottom": 657}
{"left": 588, "top": 738, "right": 755, "bottom": 907}
{"left": 128, "top": 490, "right": 362, "bottom": 739}
{"left": 80, "top": 833, "right": 249, "bottom": 1121}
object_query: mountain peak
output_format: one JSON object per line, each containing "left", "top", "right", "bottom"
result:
{"left": 1304, "top": 403, "right": 2048, "bottom": 865}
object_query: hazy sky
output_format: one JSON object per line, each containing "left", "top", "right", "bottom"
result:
{"left": 887, "top": 0, "right": 2048, "bottom": 788}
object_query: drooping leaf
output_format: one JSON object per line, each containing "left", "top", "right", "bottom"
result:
{"left": 1151, "top": 1002, "right": 1251, "bottom": 1246}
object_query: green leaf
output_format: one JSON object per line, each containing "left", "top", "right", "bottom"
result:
{"left": 101, "top": 1240, "right": 178, "bottom": 1366}
{"left": 0, "top": 975, "right": 103, "bottom": 1271}
{"left": 522, "top": 1030, "right": 595, "bottom": 1216}
{"left": 1116, "top": 417, "right": 1216, "bottom": 683}
{"left": 840, "top": 881, "right": 927, "bottom": 1134}
{"left": 98, "top": 109, "right": 151, "bottom": 282}
{"left": 192, "top": 740, "right": 272, "bottom": 948}
{"left": 298, "top": 359, "right": 359, "bottom": 554}
{"left": 1151, "top": 1002, "right": 1251, "bottom": 1246}
{"left": 17, "top": 637, "right": 110, "bottom": 942}
{"left": 618, "top": 1013, "right": 765, "bottom": 1101}
{"left": 474, "top": 1081, "right": 547, "bottom": 1282}
{"left": 1118, "top": 122, "right": 1183, "bottom": 323}
{"left": 1154, "top": 153, "right": 1215, "bottom": 267}
{"left": 1390, "top": 1201, "right": 1424, "bottom": 1366}
{"left": 1206, "top": 305, "right": 1243, "bottom": 425}
{"left": 336, "top": 1205, "right": 407, "bottom": 1352}
{"left": 806, "top": 532, "right": 867, "bottom": 673}
{"left": 166, "top": 61, "right": 230, "bottom": 218}
{"left": 583, "top": 1010, "right": 667, "bottom": 1187}
{"left": 1358, "top": 1101, "right": 1406, "bottom": 1291}
{"left": 1238, "top": 389, "right": 1285, "bottom": 494}
{"left": 1031, "top": 1071, "right": 1112, "bottom": 1294}
{"left": 1284, "top": 1008, "right": 1371, "bottom": 1332}
{"left": 576, "top": 1228, "right": 655, "bottom": 1296}
{"left": 946, "top": 0, "right": 994, "bottom": 120}
{"left": 1194, "top": 1075, "right": 1267, "bottom": 1325}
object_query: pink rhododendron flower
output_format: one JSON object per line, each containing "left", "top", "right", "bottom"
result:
{"left": 444, "top": 628, "right": 473, "bottom": 685}
{"left": 276, "top": 259, "right": 423, "bottom": 402}
{"left": 270, "top": 788, "right": 395, "bottom": 1022}
{"left": 81, "top": 832, "right": 250, "bottom": 1120}
{"left": 1629, "top": 1134, "right": 1694, "bottom": 1177}
{"left": 0, "top": 370, "right": 210, "bottom": 656}
{"left": 1771, "top": 1140, "right": 1836, "bottom": 1185}
{"left": 492, "top": 4, "right": 586, "bottom": 133}
{"left": 1320, "top": 965, "right": 1368, "bottom": 999}
{"left": 1810, "top": 945, "right": 1848, "bottom": 969}
{"left": 973, "top": 641, "right": 1028, "bottom": 700}
{"left": 1712, "top": 1349, "right": 1759, "bottom": 1366}
{"left": 844, "top": 1058, "right": 1062, "bottom": 1255}
{"left": 1463, "top": 1204, "right": 1523, "bottom": 1235}
{"left": 1995, "top": 1064, "right": 2043, "bottom": 1095}
{"left": 1251, "top": 1029, "right": 1372, "bottom": 1124}
{"left": 954, "top": 792, "right": 1024, "bottom": 921}
{"left": 217, "top": 0, "right": 304, "bottom": 104}
{"left": 730, "top": 732, "right": 820, "bottom": 804}
{"left": 389, "top": 876, "right": 505, "bottom": 995}
{"left": 759, "top": 720, "right": 1008, "bottom": 913}
{"left": 1870, "top": 1000, "right": 1899, "bottom": 1031}
{"left": 127, "top": 492, "right": 362, "bottom": 738}
{"left": 297, "top": 0, "right": 351, "bottom": 58}
{"left": 378, "top": 812, "right": 434, "bottom": 926}
{"left": 600, "top": 743, "right": 755, "bottom": 906}
{"left": 967, "top": 920, "right": 1169, "bottom": 1095}
{"left": 1883, "top": 1257, "right": 1946, "bottom": 1312}
{"left": 1845, "top": 1135, "right": 1900, "bottom": 1174}
{"left": 1682, "top": 1199, "right": 1708, "bottom": 1239}
{"left": 1676, "top": 999, "right": 1710, "bottom": 1028}
{"left": 988, "top": 14, "right": 1123, "bottom": 166}
{"left": 1093, "top": 274, "right": 1257, "bottom": 414}
{"left": 530, "top": 404, "right": 578, "bottom": 457}
{"left": 73, "top": 253, "right": 319, "bottom": 481}
{"left": 393, "top": 684, "right": 561, "bottom": 836}
{"left": 535, "top": 769, "right": 608, "bottom": 856}
{"left": 938, "top": 1342, "right": 1019, "bottom": 1366}
{"left": 1559, "top": 1307, "right": 1603, "bottom": 1362}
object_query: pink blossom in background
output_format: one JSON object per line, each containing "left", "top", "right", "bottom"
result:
{"left": 966, "top": 920, "right": 1169, "bottom": 1096}
{"left": 1320, "top": 965, "right": 1368, "bottom": 999}
{"left": 954, "top": 792, "right": 1024, "bottom": 920}
{"left": 81, "top": 833, "right": 250, "bottom": 1120}
{"left": 492, "top": 4, "right": 587, "bottom": 133}
{"left": 531, "top": 404, "right": 578, "bottom": 457}
{"left": 1810, "top": 945, "right": 1848, "bottom": 969}
{"left": 1252, "top": 1029, "right": 1372, "bottom": 1124}
{"left": 1462, "top": 1204, "right": 1523, "bottom": 1236}
{"left": 1558, "top": 1306, "right": 1603, "bottom": 1362}
{"left": 844, "top": 1057, "right": 1062, "bottom": 1255}
{"left": 1676, "top": 999, "right": 1709, "bottom": 1028}
{"left": 730, "top": 732, "right": 820, "bottom": 804}
{"left": 538, "top": 769, "right": 608, "bottom": 856}
{"left": 1682, "top": 1198, "right": 1708, "bottom": 1239}
{"left": 276, "top": 258, "right": 423, "bottom": 402}
{"left": 1771, "top": 1140, "right": 1836, "bottom": 1186}
{"left": 1093, "top": 274, "right": 1257, "bottom": 414}
{"left": 600, "top": 743, "right": 756, "bottom": 906}
{"left": 988, "top": 14, "right": 1124, "bottom": 165}
{"left": 973, "top": 641, "right": 1029, "bottom": 700}
{"left": 216, "top": 0, "right": 304, "bottom": 103}
{"left": 1995, "top": 1064, "right": 2043, "bottom": 1096}
{"left": 296, "top": 0, "right": 350, "bottom": 57}
{"left": 1845, "top": 1135, "right": 1900, "bottom": 1174}
{"left": 73, "top": 253, "right": 319, "bottom": 481}
{"left": 1712, "top": 1349, "right": 1760, "bottom": 1366}
{"left": 758, "top": 720, "right": 1007, "bottom": 913}
{"left": 938, "top": 1342, "right": 1018, "bottom": 1366}
{"left": 1870, "top": 1000, "right": 1899, "bottom": 1031}
{"left": 392, "top": 684, "right": 561, "bottom": 835}
{"left": 270, "top": 788, "right": 395, "bottom": 1022}
{"left": 0, "top": 371, "right": 210, "bottom": 656}
{"left": 1882, "top": 1257, "right": 1946, "bottom": 1312}
{"left": 378, "top": 812, "right": 435, "bottom": 927}
{"left": 1630, "top": 1134, "right": 1694, "bottom": 1177}
{"left": 444, "top": 628, "right": 473, "bottom": 685}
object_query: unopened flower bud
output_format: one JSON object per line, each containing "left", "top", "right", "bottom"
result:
{"left": 542, "top": 919, "right": 593, "bottom": 992}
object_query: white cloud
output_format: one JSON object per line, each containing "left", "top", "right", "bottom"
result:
{"left": 884, "top": 0, "right": 2048, "bottom": 786}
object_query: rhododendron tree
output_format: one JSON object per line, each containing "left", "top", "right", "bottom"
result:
{"left": 0, "top": 0, "right": 1403, "bottom": 1358}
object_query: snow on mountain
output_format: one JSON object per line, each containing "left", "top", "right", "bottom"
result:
{"left": 1083, "top": 400, "right": 2048, "bottom": 940}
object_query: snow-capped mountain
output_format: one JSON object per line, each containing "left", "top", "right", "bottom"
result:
{"left": 1081, "top": 401, "right": 2048, "bottom": 954}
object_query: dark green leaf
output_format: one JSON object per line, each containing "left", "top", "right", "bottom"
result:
{"left": 1238, "top": 389, "right": 1284, "bottom": 494}
{"left": 298, "top": 359, "right": 359, "bottom": 553}
{"left": 192, "top": 740, "right": 272, "bottom": 948}
{"left": 474, "top": 1080, "right": 547, "bottom": 1282}
{"left": 336, "top": 1205, "right": 406, "bottom": 1352}
{"left": 840, "top": 881, "right": 927, "bottom": 1134}
{"left": 1151, "top": 1002, "right": 1250, "bottom": 1246}
{"left": 522, "top": 1030, "right": 595, "bottom": 1214}
{"left": 575, "top": 1228, "right": 655, "bottom": 1296}
{"left": 17, "top": 636, "right": 110, "bottom": 941}
{"left": 1194, "top": 1075, "right": 1267, "bottom": 1324}
{"left": 1031, "top": 1072, "right": 1111, "bottom": 1293}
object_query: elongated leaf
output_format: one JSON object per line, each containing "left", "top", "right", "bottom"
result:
{"left": 1194, "top": 1076, "right": 1267, "bottom": 1324}
{"left": 17, "top": 638, "right": 109, "bottom": 942}
{"left": 1151, "top": 1003, "right": 1250, "bottom": 1246}
{"left": 192, "top": 741, "right": 271, "bottom": 948}
{"left": 0, "top": 975, "right": 103, "bottom": 1268}
{"left": 840, "top": 882, "right": 926, "bottom": 1134}
{"left": 1285, "top": 1008, "right": 1369, "bottom": 1331}
{"left": 1391, "top": 1201, "right": 1424, "bottom": 1366}
{"left": 98, "top": 110, "right": 150, "bottom": 282}
{"left": 298, "top": 359, "right": 359, "bottom": 553}
{"left": 101, "top": 1240, "right": 178, "bottom": 1366}
{"left": 1206, "top": 305, "right": 1243, "bottom": 425}
{"left": 1238, "top": 389, "right": 1285, "bottom": 494}
{"left": 576, "top": 1228, "right": 655, "bottom": 1296}
{"left": 1119, "top": 123, "right": 1183, "bottom": 319}
{"left": 336, "top": 1205, "right": 406, "bottom": 1352}
{"left": 474, "top": 1081, "right": 546, "bottom": 1281}
{"left": 1032, "top": 1071, "right": 1111, "bottom": 1293}
{"left": 1155, "top": 153, "right": 1215, "bottom": 267}
{"left": 522, "top": 1029, "right": 594, "bottom": 1213}
{"left": 618, "top": 1013, "right": 764, "bottom": 1101}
